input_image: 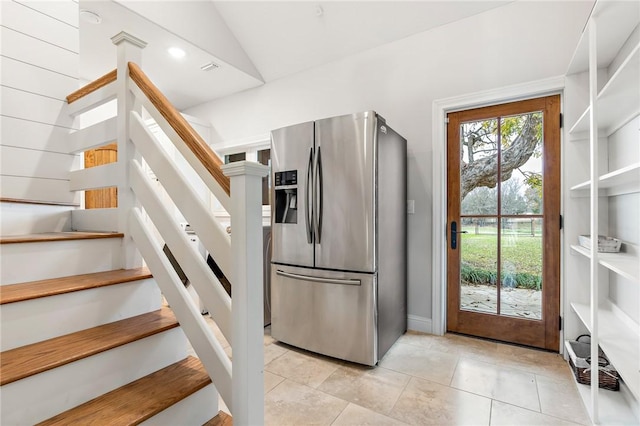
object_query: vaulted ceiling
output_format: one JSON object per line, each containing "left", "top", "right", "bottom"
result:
{"left": 80, "top": 1, "right": 562, "bottom": 110}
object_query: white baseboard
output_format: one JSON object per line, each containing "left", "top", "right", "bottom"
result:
{"left": 407, "top": 314, "right": 432, "bottom": 334}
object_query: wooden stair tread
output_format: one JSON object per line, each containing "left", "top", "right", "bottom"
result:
{"left": 37, "top": 356, "right": 211, "bottom": 426}
{"left": 0, "top": 197, "right": 80, "bottom": 207}
{"left": 0, "top": 232, "right": 124, "bottom": 244}
{"left": 204, "top": 411, "right": 233, "bottom": 426}
{"left": 0, "top": 308, "right": 177, "bottom": 386}
{"left": 0, "top": 268, "right": 152, "bottom": 305}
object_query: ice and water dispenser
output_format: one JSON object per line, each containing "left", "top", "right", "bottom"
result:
{"left": 274, "top": 170, "right": 298, "bottom": 224}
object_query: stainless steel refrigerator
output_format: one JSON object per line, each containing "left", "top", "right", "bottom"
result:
{"left": 270, "top": 111, "right": 406, "bottom": 366}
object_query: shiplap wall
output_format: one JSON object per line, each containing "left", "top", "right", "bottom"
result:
{"left": 0, "top": 0, "right": 80, "bottom": 205}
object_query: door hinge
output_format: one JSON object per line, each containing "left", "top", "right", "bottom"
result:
{"left": 445, "top": 117, "right": 450, "bottom": 124}
{"left": 559, "top": 113, "right": 563, "bottom": 129}
{"left": 559, "top": 316, "right": 563, "bottom": 331}
{"left": 559, "top": 214, "right": 563, "bottom": 230}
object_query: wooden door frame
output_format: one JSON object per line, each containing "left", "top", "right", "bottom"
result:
{"left": 446, "top": 95, "right": 560, "bottom": 350}
{"left": 430, "top": 77, "right": 565, "bottom": 349}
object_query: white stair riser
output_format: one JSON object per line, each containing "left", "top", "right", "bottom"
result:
{"left": 1, "top": 328, "right": 188, "bottom": 425}
{"left": 0, "top": 202, "right": 73, "bottom": 236}
{"left": 0, "top": 279, "right": 161, "bottom": 351}
{"left": 142, "top": 384, "right": 219, "bottom": 426}
{"left": 71, "top": 208, "right": 118, "bottom": 233}
{"left": 0, "top": 238, "right": 122, "bottom": 285}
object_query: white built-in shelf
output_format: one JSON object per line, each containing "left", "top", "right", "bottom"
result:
{"left": 571, "top": 244, "right": 640, "bottom": 283}
{"left": 568, "top": 1, "right": 640, "bottom": 74}
{"left": 573, "top": 380, "right": 639, "bottom": 425}
{"left": 571, "top": 302, "right": 640, "bottom": 402}
{"left": 566, "top": 1, "right": 640, "bottom": 423}
{"left": 569, "top": 162, "right": 640, "bottom": 197}
{"left": 569, "top": 106, "right": 591, "bottom": 139}
{"left": 570, "top": 44, "right": 640, "bottom": 137}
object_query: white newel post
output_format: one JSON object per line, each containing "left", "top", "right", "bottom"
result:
{"left": 112, "top": 31, "right": 147, "bottom": 269}
{"left": 222, "top": 161, "right": 268, "bottom": 426}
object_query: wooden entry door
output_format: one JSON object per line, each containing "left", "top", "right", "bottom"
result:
{"left": 446, "top": 95, "right": 561, "bottom": 351}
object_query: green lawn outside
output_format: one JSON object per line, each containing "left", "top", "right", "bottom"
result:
{"left": 460, "top": 224, "right": 543, "bottom": 289}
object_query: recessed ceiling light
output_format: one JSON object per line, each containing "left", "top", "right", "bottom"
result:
{"left": 79, "top": 9, "right": 102, "bottom": 24}
{"left": 168, "top": 47, "right": 186, "bottom": 59}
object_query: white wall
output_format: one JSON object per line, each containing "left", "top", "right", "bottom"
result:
{"left": 1, "top": 0, "right": 80, "bottom": 205}
{"left": 185, "top": 1, "right": 593, "bottom": 326}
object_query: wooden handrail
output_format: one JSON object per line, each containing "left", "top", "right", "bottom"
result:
{"left": 66, "top": 69, "right": 117, "bottom": 104}
{"left": 127, "top": 62, "right": 231, "bottom": 196}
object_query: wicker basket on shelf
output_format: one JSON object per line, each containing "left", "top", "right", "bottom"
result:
{"left": 565, "top": 335, "right": 619, "bottom": 391}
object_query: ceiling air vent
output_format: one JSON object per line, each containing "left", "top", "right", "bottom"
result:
{"left": 200, "top": 62, "right": 220, "bottom": 72}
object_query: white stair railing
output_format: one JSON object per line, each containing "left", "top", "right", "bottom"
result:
{"left": 65, "top": 31, "right": 266, "bottom": 425}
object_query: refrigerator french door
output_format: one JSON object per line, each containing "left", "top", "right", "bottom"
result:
{"left": 270, "top": 121, "right": 315, "bottom": 268}
{"left": 270, "top": 111, "right": 406, "bottom": 366}
{"left": 271, "top": 114, "right": 376, "bottom": 271}
{"left": 314, "top": 113, "right": 376, "bottom": 272}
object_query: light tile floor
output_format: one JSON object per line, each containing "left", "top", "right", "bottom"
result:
{"left": 190, "top": 317, "right": 591, "bottom": 426}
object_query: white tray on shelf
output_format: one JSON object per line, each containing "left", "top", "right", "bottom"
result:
{"left": 578, "top": 235, "right": 622, "bottom": 253}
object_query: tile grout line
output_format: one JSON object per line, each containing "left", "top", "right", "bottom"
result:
{"left": 327, "top": 400, "right": 349, "bottom": 426}
{"left": 264, "top": 374, "right": 287, "bottom": 396}
{"left": 494, "top": 399, "right": 589, "bottom": 426}
{"left": 448, "top": 353, "right": 462, "bottom": 387}
{"left": 534, "top": 374, "right": 543, "bottom": 413}
{"left": 385, "top": 368, "right": 413, "bottom": 420}
{"left": 489, "top": 399, "right": 494, "bottom": 426}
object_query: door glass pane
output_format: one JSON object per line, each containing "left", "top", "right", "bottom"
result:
{"left": 500, "top": 218, "right": 543, "bottom": 319}
{"left": 460, "top": 119, "right": 498, "bottom": 215}
{"left": 460, "top": 217, "right": 498, "bottom": 314}
{"left": 500, "top": 112, "right": 543, "bottom": 215}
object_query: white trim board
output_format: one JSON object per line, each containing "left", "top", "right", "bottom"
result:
{"left": 407, "top": 315, "right": 432, "bottom": 334}
{"left": 211, "top": 134, "right": 270, "bottom": 156}
{"left": 430, "top": 75, "right": 565, "bottom": 336}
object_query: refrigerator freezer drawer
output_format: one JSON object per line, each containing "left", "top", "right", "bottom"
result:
{"left": 271, "top": 265, "right": 377, "bottom": 366}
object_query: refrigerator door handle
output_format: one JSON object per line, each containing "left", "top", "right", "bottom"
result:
{"left": 314, "top": 146, "right": 323, "bottom": 243}
{"left": 276, "top": 269, "right": 361, "bottom": 286}
{"left": 305, "top": 147, "right": 314, "bottom": 243}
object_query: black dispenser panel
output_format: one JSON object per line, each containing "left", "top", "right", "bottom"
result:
{"left": 274, "top": 169, "right": 298, "bottom": 223}
{"left": 275, "top": 170, "right": 297, "bottom": 187}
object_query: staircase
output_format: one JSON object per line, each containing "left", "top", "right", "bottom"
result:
{"left": 1, "top": 31, "right": 266, "bottom": 425}
{"left": 0, "top": 232, "right": 227, "bottom": 425}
